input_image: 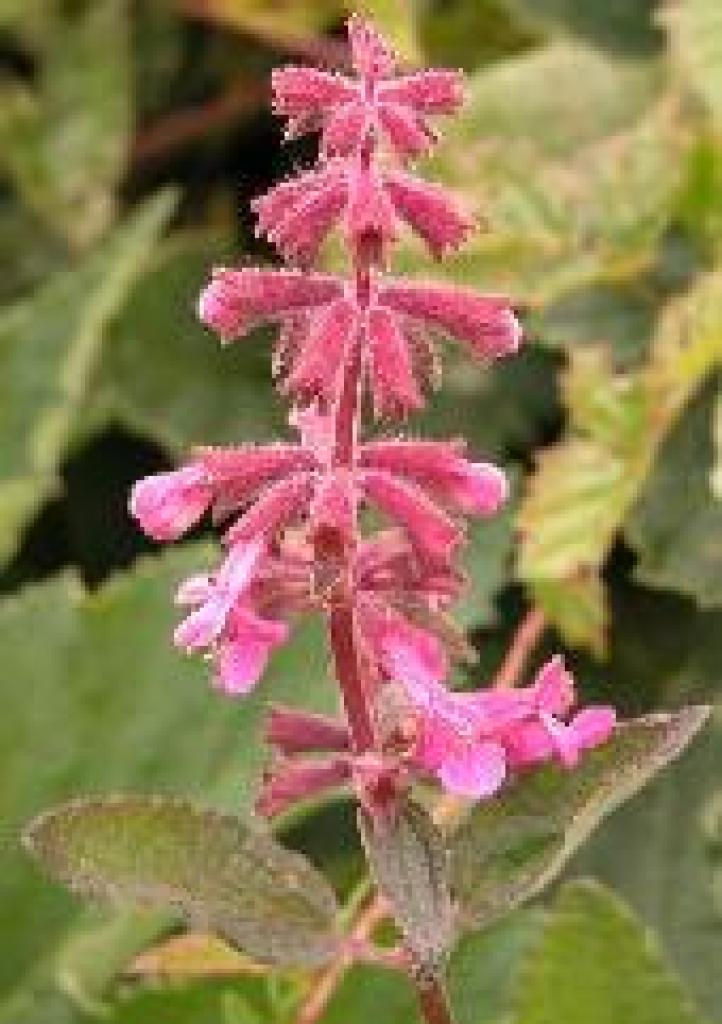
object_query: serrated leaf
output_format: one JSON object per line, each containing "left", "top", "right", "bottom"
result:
{"left": 24, "top": 795, "right": 339, "bottom": 967}
{"left": 0, "top": 545, "right": 334, "bottom": 1003}
{"left": 519, "top": 271, "right": 722, "bottom": 651}
{"left": 666, "top": 0, "right": 722, "bottom": 128}
{"left": 359, "top": 800, "right": 455, "bottom": 978}
{"left": 450, "top": 707, "right": 709, "bottom": 931}
{"left": 0, "top": 190, "right": 176, "bottom": 568}
{"left": 513, "top": 880, "right": 707, "bottom": 1024}
{"left": 0, "top": 0, "right": 131, "bottom": 248}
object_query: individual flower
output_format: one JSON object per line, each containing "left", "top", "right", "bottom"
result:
{"left": 271, "top": 16, "right": 464, "bottom": 161}
{"left": 173, "top": 538, "right": 289, "bottom": 695}
{"left": 381, "top": 646, "right": 616, "bottom": 798}
{"left": 198, "top": 266, "right": 521, "bottom": 417}
{"left": 128, "top": 464, "right": 213, "bottom": 541}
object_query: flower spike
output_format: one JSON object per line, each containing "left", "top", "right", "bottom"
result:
{"left": 132, "top": 15, "right": 616, "bottom": 836}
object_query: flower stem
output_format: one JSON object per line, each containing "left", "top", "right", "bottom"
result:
{"left": 416, "top": 978, "right": 456, "bottom": 1024}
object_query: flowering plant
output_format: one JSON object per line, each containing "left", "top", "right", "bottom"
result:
{"left": 22, "top": 17, "right": 710, "bottom": 1024}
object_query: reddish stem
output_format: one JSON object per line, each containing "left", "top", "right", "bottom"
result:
{"left": 416, "top": 979, "right": 456, "bottom": 1024}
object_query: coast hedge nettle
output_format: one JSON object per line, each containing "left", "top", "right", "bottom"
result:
{"left": 24, "top": 17, "right": 709, "bottom": 1024}
{"left": 130, "top": 15, "right": 614, "bottom": 809}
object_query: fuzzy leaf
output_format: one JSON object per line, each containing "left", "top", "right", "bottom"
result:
{"left": 24, "top": 795, "right": 339, "bottom": 967}
{"left": 450, "top": 707, "right": 709, "bottom": 931}
{"left": 359, "top": 800, "right": 455, "bottom": 978}
{"left": 513, "top": 880, "right": 707, "bottom": 1024}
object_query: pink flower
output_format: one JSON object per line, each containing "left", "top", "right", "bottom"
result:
{"left": 129, "top": 464, "right": 212, "bottom": 541}
{"left": 198, "top": 266, "right": 521, "bottom": 415}
{"left": 174, "top": 539, "right": 288, "bottom": 694}
{"left": 393, "top": 653, "right": 616, "bottom": 799}
{"left": 271, "top": 17, "right": 463, "bottom": 162}
{"left": 253, "top": 161, "right": 470, "bottom": 266}
{"left": 198, "top": 267, "right": 342, "bottom": 342}
{"left": 360, "top": 439, "right": 508, "bottom": 517}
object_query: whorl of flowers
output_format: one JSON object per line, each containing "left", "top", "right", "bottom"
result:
{"left": 130, "top": 17, "right": 614, "bottom": 817}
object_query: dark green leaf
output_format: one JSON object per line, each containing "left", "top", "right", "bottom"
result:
{"left": 0, "top": 190, "right": 176, "bottom": 567}
{"left": 513, "top": 880, "right": 707, "bottom": 1024}
{"left": 627, "top": 383, "right": 722, "bottom": 607}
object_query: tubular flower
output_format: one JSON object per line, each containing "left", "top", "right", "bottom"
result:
{"left": 385, "top": 649, "right": 617, "bottom": 798}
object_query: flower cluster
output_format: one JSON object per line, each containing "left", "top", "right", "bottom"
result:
{"left": 130, "top": 16, "right": 615, "bottom": 814}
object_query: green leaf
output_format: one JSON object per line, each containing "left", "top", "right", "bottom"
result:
{"left": 519, "top": 271, "right": 722, "bottom": 651}
{"left": 95, "top": 234, "right": 283, "bottom": 452}
{"left": 320, "top": 911, "right": 543, "bottom": 1024}
{"left": 24, "top": 795, "right": 340, "bottom": 967}
{"left": 0, "top": 0, "right": 132, "bottom": 249}
{"left": 443, "top": 43, "right": 663, "bottom": 160}
{"left": 359, "top": 800, "right": 455, "bottom": 978}
{"left": 627, "top": 384, "right": 722, "bottom": 607}
{"left": 499, "top": 0, "right": 665, "bottom": 55}
{"left": 450, "top": 707, "right": 709, "bottom": 931}
{"left": 574, "top": 705, "right": 722, "bottom": 1020}
{"left": 513, "top": 880, "right": 707, "bottom": 1024}
{"left": 0, "top": 190, "right": 176, "bottom": 568}
{"left": 666, "top": 0, "right": 722, "bottom": 127}
{"left": 0, "top": 544, "right": 334, "bottom": 1002}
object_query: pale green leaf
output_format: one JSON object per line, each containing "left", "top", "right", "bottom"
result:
{"left": 574, "top": 705, "right": 722, "bottom": 1020}
{"left": 513, "top": 880, "right": 707, "bottom": 1024}
{"left": 24, "top": 796, "right": 340, "bottom": 967}
{"left": 359, "top": 800, "right": 455, "bottom": 978}
{"left": 666, "top": 0, "right": 722, "bottom": 127}
{"left": 0, "top": 0, "right": 132, "bottom": 248}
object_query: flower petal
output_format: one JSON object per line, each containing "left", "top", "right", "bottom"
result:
{"left": 129, "top": 465, "right": 212, "bottom": 541}
{"left": 379, "top": 280, "right": 522, "bottom": 360}
{"left": 378, "top": 70, "right": 464, "bottom": 115}
{"left": 360, "top": 468, "right": 463, "bottom": 566}
{"left": 348, "top": 15, "right": 395, "bottom": 80}
{"left": 376, "top": 101, "right": 434, "bottom": 159}
{"left": 225, "top": 472, "right": 314, "bottom": 548}
{"left": 198, "top": 267, "right": 342, "bottom": 342}
{"left": 366, "top": 305, "right": 423, "bottom": 419}
{"left": 384, "top": 171, "right": 472, "bottom": 257}
{"left": 438, "top": 740, "right": 507, "bottom": 798}
{"left": 286, "top": 298, "right": 357, "bottom": 403}
{"left": 271, "top": 66, "right": 357, "bottom": 120}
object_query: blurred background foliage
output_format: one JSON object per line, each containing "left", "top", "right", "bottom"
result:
{"left": 1, "top": 0, "right": 722, "bottom": 1021}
